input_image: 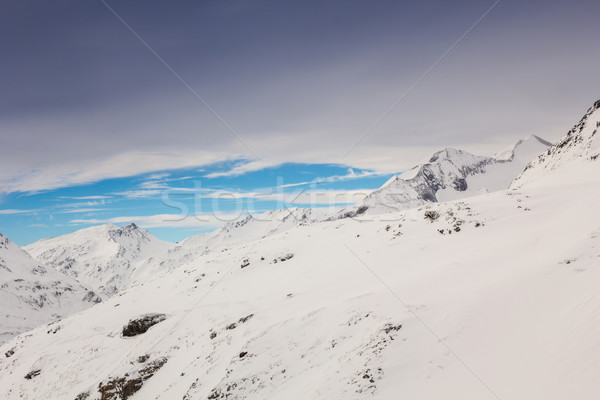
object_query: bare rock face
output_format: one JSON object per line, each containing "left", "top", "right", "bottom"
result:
{"left": 98, "top": 357, "right": 168, "bottom": 400}
{"left": 122, "top": 313, "right": 167, "bottom": 337}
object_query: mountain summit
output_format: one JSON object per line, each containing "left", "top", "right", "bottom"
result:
{"left": 25, "top": 224, "right": 174, "bottom": 297}
{"left": 340, "top": 135, "right": 552, "bottom": 217}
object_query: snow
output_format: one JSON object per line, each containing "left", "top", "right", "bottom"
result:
{"left": 24, "top": 223, "right": 174, "bottom": 298}
{"left": 512, "top": 100, "right": 600, "bottom": 188}
{"left": 0, "top": 100, "right": 599, "bottom": 399}
{"left": 2, "top": 163, "right": 600, "bottom": 398}
{"left": 344, "top": 136, "right": 551, "bottom": 216}
{"left": 0, "top": 233, "right": 100, "bottom": 346}
{"left": 493, "top": 134, "right": 552, "bottom": 161}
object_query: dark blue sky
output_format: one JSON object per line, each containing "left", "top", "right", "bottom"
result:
{"left": 1, "top": 0, "right": 599, "bottom": 242}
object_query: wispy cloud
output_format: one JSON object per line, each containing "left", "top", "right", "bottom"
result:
{"left": 58, "top": 195, "right": 112, "bottom": 200}
{"left": 203, "top": 160, "right": 275, "bottom": 178}
{"left": 0, "top": 150, "right": 228, "bottom": 194}
{"left": 69, "top": 212, "right": 243, "bottom": 229}
{"left": 56, "top": 200, "right": 108, "bottom": 209}
{"left": 0, "top": 209, "right": 40, "bottom": 215}
{"left": 276, "top": 168, "right": 383, "bottom": 189}
{"left": 256, "top": 189, "right": 373, "bottom": 205}
{"left": 145, "top": 173, "right": 171, "bottom": 180}
{"left": 57, "top": 208, "right": 107, "bottom": 214}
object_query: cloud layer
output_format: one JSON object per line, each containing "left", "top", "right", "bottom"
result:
{"left": 1, "top": 1, "right": 600, "bottom": 194}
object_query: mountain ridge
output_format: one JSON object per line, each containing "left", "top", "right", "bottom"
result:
{"left": 25, "top": 223, "right": 174, "bottom": 298}
{"left": 0, "top": 231, "right": 101, "bottom": 345}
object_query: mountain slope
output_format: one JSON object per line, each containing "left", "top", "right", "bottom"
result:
{"left": 181, "top": 207, "right": 331, "bottom": 251}
{"left": 0, "top": 232, "right": 100, "bottom": 346}
{"left": 340, "top": 135, "right": 551, "bottom": 217}
{"left": 512, "top": 99, "right": 600, "bottom": 188}
{"left": 124, "top": 208, "right": 335, "bottom": 288}
{"left": 25, "top": 224, "right": 174, "bottom": 297}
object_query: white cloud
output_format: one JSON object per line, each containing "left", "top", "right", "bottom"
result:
{"left": 0, "top": 150, "right": 229, "bottom": 194}
{"left": 0, "top": 209, "right": 40, "bottom": 215}
{"left": 58, "top": 195, "right": 112, "bottom": 200}
{"left": 57, "top": 208, "right": 107, "bottom": 214}
{"left": 69, "top": 212, "right": 243, "bottom": 230}
{"left": 203, "top": 159, "right": 275, "bottom": 178}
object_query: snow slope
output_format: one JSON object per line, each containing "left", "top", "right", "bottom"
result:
{"left": 340, "top": 135, "right": 551, "bottom": 216}
{"left": 124, "top": 208, "right": 337, "bottom": 289}
{"left": 1, "top": 170, "right": 599, "bottom": 399}
{"left": 0, "top": 102, "right": 599, "bottom": 398}
{"left": 181, "top": 207, "right": 333, "bottom": 252}
{"left": 25, "top": 224, "right": 174, "bottom": 298}
{"left": 0, "top": 232, "right": 100, "bottom": 346}
{"left": 513, "top": 99, "right": 600, "bottom": 188}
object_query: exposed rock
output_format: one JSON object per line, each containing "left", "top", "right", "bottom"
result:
{"left": 24, "top": 369, "right": 41, "bottom": 380}
{"left": 122, "top": 313, "right": 166, "bottom": 337}
{"left": 98, "top": 358, "right": 167, "bottom": 400}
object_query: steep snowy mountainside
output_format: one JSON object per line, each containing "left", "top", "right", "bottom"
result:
{"left": 0, "top": 232, "right": 100, "bottom": 346}
{"left": 513, "top": 99, "right": 600, "bottom": 188}
{"left": 25, "top": 223, "right": 174, "bottom": 298}
{"left": 2, "top": 164, "right": 600, "bottom": 399}
{"left": 339, "top": 135, "right": 551, "bottom": 217}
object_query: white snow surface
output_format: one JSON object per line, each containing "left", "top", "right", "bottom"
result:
{"left": 513, "top": 100, "right": 600, "bottom": 188}
{"left": 0, "top": 233, "right": 100, "bottom": 346}
{"left": 2, "top": 101, "right": 600, "bottom": 399}
{"left": 341, "top": 135, "right": 551, "bottom": 216}
{"left": 24, "top": 223, "right": 174, "bottom": 298}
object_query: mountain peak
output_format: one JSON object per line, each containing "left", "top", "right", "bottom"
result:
{"left": 428, "top": 147, "right": 467, "bottom": 163}
{"left": 527, "top": 134, "right": 553, "bottom": 146}
{"left": 494, "top": 135, "right": 552, "bottom": 161}
{"left": 25, "top": 223, "right": 173, "bottom": 297}
{"left": 108, "top": 222, "right": 144, "bottom": 238}
{"left": 512, "top": 97, "right": 600, "bottom": 187}
{"left": 0, "top": 232, "right": 11, "bottom": 250}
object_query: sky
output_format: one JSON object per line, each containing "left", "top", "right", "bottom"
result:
{"left": 1, "top": 0, "right": 599, "bottom": 244}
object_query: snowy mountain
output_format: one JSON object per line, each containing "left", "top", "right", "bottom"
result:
{"left": 182, "top": 207, "right": 332, "bottom": 251}
{"left": 513, "top": 99, "right": 600, "bottom": 188}
{"left": 1, "top": 102, "right": 599, "bottom": 399}
{"left": 123, "top": 208, "right": 336, "bottom": 288}
{"left": 25, "top": 224, "right": 174, "bottom": 298}
{"left": 0, "top": 232, "right": 100, "bottom": 346}
{"left": 338, "top": 135, "right": 551, "bottom": 217}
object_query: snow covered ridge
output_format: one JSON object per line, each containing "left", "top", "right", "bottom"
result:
{"left": 336, "top": 135, "right": 552, "bottom": 217}
{"left": 512, "top": 98, "right": 600, "bottom": 188}
{"left": 24, "top": 223, "right": 175, "bottom": 298}
{"left": 0, "top": 232, "right": 101, "bottom": 346}
{"left": 180, "top": 207, "right": 332, "bottom": 252}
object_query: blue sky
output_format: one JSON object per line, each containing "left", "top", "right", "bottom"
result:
{"left": 0, "top": 161, "right": 393, "bottom": 245}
